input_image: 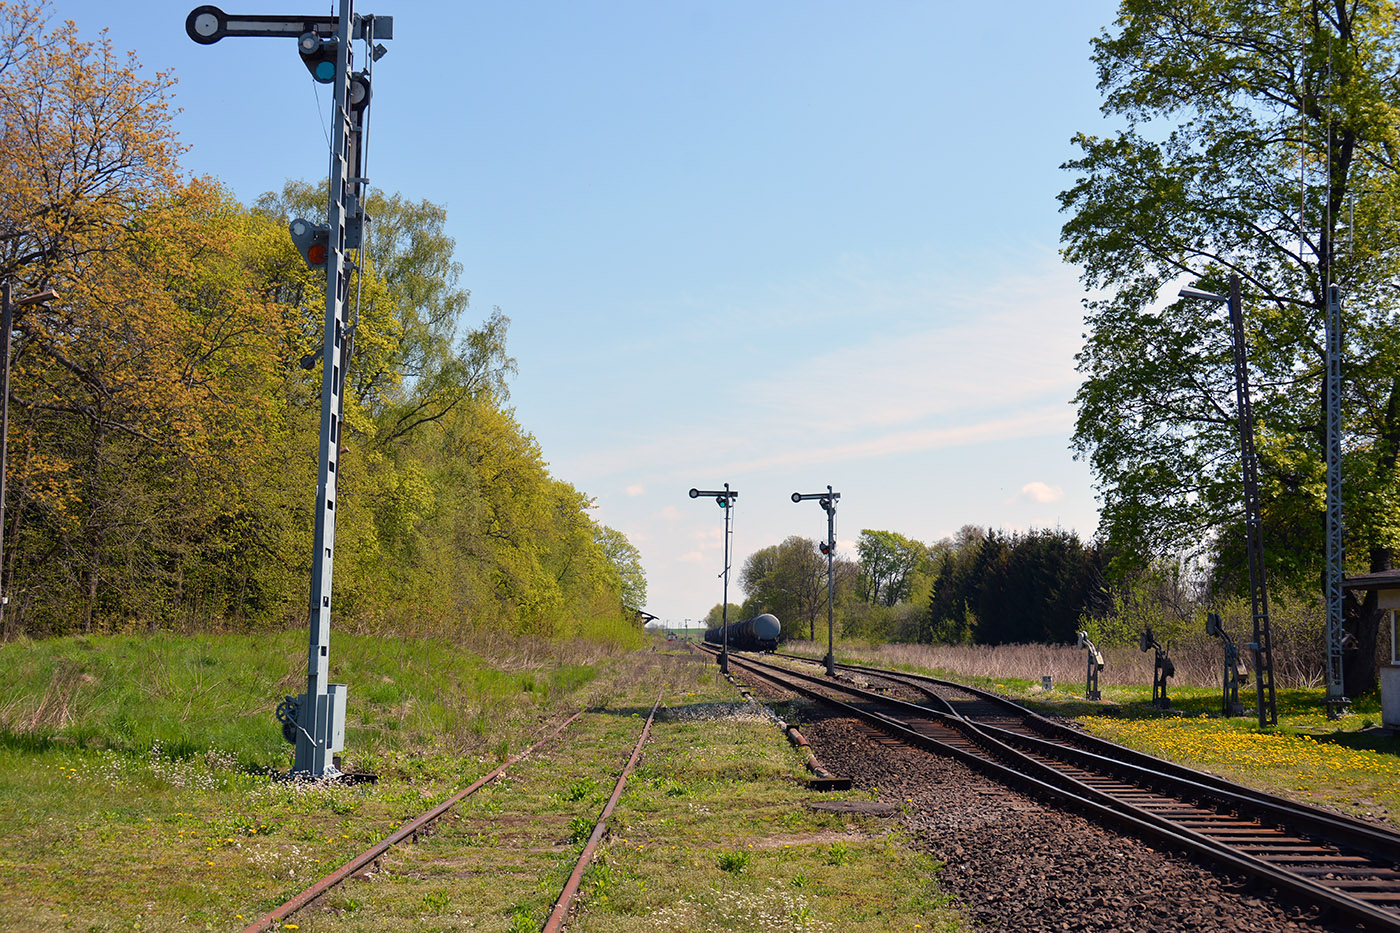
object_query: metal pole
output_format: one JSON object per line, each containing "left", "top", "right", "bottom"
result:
{"left": 1226, "top": 274, "right": 1277, "bottom": 727}
{"left": 0, "top": 281, "right": 10, "bottom": 629}
{"left": 792, "top": 487, "right": 840, "bottom": 676}
{"left": 1324, "top": 283, "right": 1348, "bottom": 717}
{"left": 720, "top": 482, "right": 731, "bottom": 675}
{"left": 824, "top": 486, "right": 836, "bottom": 677}
{"left": 296, "top": 0, "right": 356, "bottom": 777}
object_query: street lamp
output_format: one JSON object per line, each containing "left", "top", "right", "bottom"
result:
{"left": 0, "top": 281, "right": 57, "bottom": 628}
{"left": 792, "top": 486, "right": 840, "bottom": 677}
{"left": 689, "top": 484, "right": 738, "bottom": 673}
{"left": 1177, "top": 274, "right": 1278, "bottom": 727}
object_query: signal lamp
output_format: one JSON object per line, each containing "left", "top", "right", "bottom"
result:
{"left": 289, "top": 218, "right": 330, "bottom": 268}
{"left": 349, "top": 73, "right": 371, "bottom": 110}
{"left": 298, "top": 31, "right": 339, "bottom": 83}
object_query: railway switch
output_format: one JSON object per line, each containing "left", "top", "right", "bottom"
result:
{"left": 1206, "top": 612, "right": 1248, "bottom": 717}
{"left": 1139, "top": 627, "right": 1174, "bottom": 709}
{"left": 1077, "top": 630, "right": 1104, "bottom": 700}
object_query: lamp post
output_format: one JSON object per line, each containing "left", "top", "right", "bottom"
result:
{"left": 690, "top": 484, "right": 738, "bottom": 673}
{"left": 0, "top": 281, "right": 58, "bottom": 629}
{"left": 1178, "top": 274, "right": 1278, "bottom": 727}
{"left": 792, "top": 486, "right": 840, "bottom": 676}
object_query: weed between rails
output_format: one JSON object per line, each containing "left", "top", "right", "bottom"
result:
{"left": 0, "top": 640, "right": 961, "bottom": 931}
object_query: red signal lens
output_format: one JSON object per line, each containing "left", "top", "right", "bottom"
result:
{"left": 308, "top": 243, "right": 327, "bottom": 266}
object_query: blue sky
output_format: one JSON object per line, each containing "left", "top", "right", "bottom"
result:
{"left": 55, "top": 1, "right": 1121, "bottom": 626}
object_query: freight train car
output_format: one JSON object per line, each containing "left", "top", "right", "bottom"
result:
{"left": 704, "top": 613, "right": 781, "bottom": 652}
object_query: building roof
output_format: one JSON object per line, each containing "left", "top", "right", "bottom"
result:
{"left": 1342, "top": 568, "right": 1400, "bottom": 592}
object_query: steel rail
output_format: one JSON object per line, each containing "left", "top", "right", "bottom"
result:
{"left": 542, "top": 689, "right": 663, "bottom": 932}
{"left": 721, "top": 649, "right": 1400, "bottom": 932}
{"left": 240, "top": 710, "right": 585, "bottom": 933}
{"left": 807, "top": 654, "right": 1400, "bottom": 863}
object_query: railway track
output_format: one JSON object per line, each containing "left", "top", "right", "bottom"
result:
{"left": 240, "top": 695, "right": 661, "bottom": 933}
{"left": 705, "top": 646, "right": 1400, "bottom": 932}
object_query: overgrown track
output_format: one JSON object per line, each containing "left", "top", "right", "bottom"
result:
{"left": 240, "top": 711, "right": 588, "bottom": 932}
{"left": 713, "top": 647, "right": 1400, "bottom": 932}
{"left": 542, "top": 689, "right": 662, "bottom": 932}
{"left": 241, "top": 695, "right": 662, "bottom": 933}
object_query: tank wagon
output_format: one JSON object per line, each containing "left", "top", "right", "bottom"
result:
{"left": 704, "top": 613, "right": 781, "bottom": 652}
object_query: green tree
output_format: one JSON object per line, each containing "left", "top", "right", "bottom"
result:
{"left": 740, "top": 536, "right": 825, "bottom": 639}
{"left": 254, "top": 181, "right": 516, "bottom": 446}
{"left": 595, "top": 525, "right": 647, "bottom": 611}
{"left": 1060, "top": 0, "right": 1400, "bottom": 692}
{"left": 704, "top": 603, "right": 744, "bottom": 628}
{"left": 856, "top": 530, "right": 927, "bottom": 607}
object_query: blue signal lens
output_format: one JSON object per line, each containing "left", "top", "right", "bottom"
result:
{"left": 314, "top": 60, "right": 337, "bottom": 83}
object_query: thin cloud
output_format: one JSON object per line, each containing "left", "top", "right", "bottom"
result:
{"left": 728, "top": 407, "right": 1076, "bottom": 474}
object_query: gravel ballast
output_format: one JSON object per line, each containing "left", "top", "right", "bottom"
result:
{"left": 744, "top": 677, "right": 1359, "bottom": 933}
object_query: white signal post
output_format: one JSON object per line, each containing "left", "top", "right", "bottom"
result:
{"left": 186, "top": 3, "right": 393, "bottom": 778}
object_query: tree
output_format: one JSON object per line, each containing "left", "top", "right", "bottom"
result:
{"left": 0, "top": 2, "right": 179, "bottom": 291}
{"left": 740, "top": 536, "right": 825, "bottom": 639}
{"left": 254, "top": 182, "right": 516, "bottom": 446}
{"left": 704, "top": 603, "right": 743, "bottom": 628}
{"left": 1060, "top": 0, "right": 1400, "bottom": 692}
{"left": 856, "top": 530, "right": 927, "bottom": 607}
{"left": 595, "top": 525, "right": 647, "bottom": 611}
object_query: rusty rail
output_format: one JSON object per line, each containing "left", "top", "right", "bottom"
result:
{"left": 542, "top": 689, "right": 663, "bottom": 932}
{"left": 241, "top": 710, "right": 584, "bottom": 933}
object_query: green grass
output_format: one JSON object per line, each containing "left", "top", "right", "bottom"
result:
{"left": 0, "top": 629, "right": 623, "bottom": 930}
{"left": 0, "top": 634, "right": 964, "bottom": 931}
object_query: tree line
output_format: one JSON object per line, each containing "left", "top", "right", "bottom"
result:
{"left": 716, "top": 526, "right": 1110, "bottom": 648}
{"left": 0, "top": 3, "right": 644, "bottom": 640}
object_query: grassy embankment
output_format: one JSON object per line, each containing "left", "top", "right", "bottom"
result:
{"left": 0, "top": 630, "right": 960, "bottom": 932}
{"left": 784, "top": 638, "right": 1400, "bottom": 829}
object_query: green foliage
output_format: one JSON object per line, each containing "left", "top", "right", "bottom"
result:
{"left": 568, "top": 814, "right": 594, "bottom": 844}
{"left": 703, "top": 603, "right": 745, "bottom": 628}
{"left": 0, "top": 4, "right": 643, "bottom": 642}
{"left": 563, "top": 777, "right": 598, "bottom": 802}
{"left": 824, "top": 841, "right": 851, "bottom": 866}
{"left": 739, "top": 536, "right": 837, "bottom": 640}
{"left": 923, "top": 528, "right": 1110, "bottom": 646}
{"left": 716, "top": 849, "right": 750, "bottom": 873}
{"left": 1060, "top": 0, "right": 1400, "bottom": 691}
{"left": 856, "top": 530, "right": 929, "bottom": 607}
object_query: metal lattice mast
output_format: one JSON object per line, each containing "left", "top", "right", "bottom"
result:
{"left": 690, "top": 485, "right": 738, "bottom": 674}
{"left": 186, "top": 3, "right": 392, "bottom": 778}
{"left": 792, "top": 486, "right": 841, "bottom": 677}
{"left": 296, "top": 0, "right": 356, "bottom": 778}
{"left": 1324, "top": 283, "right": 1348, "bottom": 717}
{"left": 1227, "top": 274, "right": 1277, "bottom": 727}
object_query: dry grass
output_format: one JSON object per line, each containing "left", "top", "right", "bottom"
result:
{"left": 789, "top": 639, "right": 1269, "bottom": 689}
